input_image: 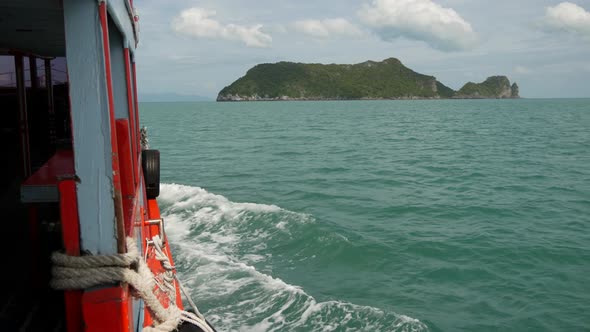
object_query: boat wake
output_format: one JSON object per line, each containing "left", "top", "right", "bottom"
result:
{"left": 159, "top": 183, "right": 429, "bottom": 332}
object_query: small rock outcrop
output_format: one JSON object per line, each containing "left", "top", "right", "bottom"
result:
{"left": 511, "top": 83, "right": 520, "bottom": 98}
{"left": 455, "top": 76, "right": 520, "bottom": 99}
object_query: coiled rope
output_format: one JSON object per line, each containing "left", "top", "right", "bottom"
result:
{"left": 51, "top": 237, "right": 214, "bottom": 332}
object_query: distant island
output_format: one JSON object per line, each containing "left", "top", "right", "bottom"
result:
{"left": 217, "top": 58, "right": 520, "bottom": 101}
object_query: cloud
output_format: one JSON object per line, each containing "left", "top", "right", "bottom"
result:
{"left": 514, "top": 65, "right": 531, "bottom": 74}
{"left": 293, "top": 18, "right": 363, "bottom": 38}
{"left": 358, "top": 0, "right": 478, "bottom": 51}
{"left": 171, "top": 8, "right": 272, "bottom": 48}
{"left": 540, "top": 2, "right": 590, "bottom": 37}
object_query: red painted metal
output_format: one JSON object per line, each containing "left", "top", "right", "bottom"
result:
{"left": 131, "top": 186, "right": 143, "bottom": 240}
{"left": 116, "top": 119, "right": 135, "bottom": 235}
{"left": 59, "top": 180, "right": 81, "bottom": 258}
{"left": 146, "top": 200, "right": 161, "bottom": 240}
{"left": 123, "top": 48, "right": 138, "bottom": 185}
{"left": 59, "top": 179, "right": 83, "bottom": 332}
{"left": 83, "top": 286, "right": 133, "bottom": 332}
{"left": 99, "top": 2, "right": 126, "bottom": 253}
{"left": 142, "top": 199, "right": 185, "bottom": 328}
{"left": 132, "top": 62, "right": 141, "bottom": 159}
{"left": 22, "top": 150, "right": 74, "bottom": 187}
{"left": 15, "top": 55, "right": 31, "bottom": 177}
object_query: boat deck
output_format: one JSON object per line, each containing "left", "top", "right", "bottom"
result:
{"left": 0, "top": 289, "right": 65, "bottom": 331}
{"left": 0, "top": 178, "right": 65, "bottom": 331}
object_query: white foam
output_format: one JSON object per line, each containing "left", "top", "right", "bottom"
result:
{"left": 159, "top": 183, "right": 282, "bottom": 215}
{"left": 159, "top": 183, "right": 429, "bottom": 331}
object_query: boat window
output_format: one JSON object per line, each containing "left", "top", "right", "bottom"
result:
{"left": 23, "top": 56, "right": 32, "bottom": 88}
{"left": 0, "top": 54, "right": 72, "bottom": 174}
{"left": 0, "top": 56, "right": 16, "bottom": 88}
{"left": 51, "top": 57, "right": 68, "bottom": 86}
{"left": 0, "top": 55, "right": 19, "bottom": 183}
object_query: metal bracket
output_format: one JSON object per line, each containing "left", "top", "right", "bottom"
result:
{"left": 145, "top": 218, "right": 166, "bottom": 244}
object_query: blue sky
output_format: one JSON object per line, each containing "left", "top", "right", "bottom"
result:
{"left": 135, "top": 0, "right": 590, "bottom": 99}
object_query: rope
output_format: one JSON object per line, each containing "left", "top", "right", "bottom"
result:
{"left": 140, "top": 126, "right": 150, "bottom": 150}
{"left": 150, "top": 236, "right": 177, "bottom": 306}
{"left": 51, "top": 237, "right": 215, "bottom": 332}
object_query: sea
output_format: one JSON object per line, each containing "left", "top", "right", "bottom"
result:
{"left": 140, "top": 99, "right": 590, "bottom": 332}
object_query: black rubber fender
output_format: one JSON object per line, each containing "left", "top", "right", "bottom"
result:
{"left": 177, "top": 320, "right": 217, "bottom": 332}
{"left": 178, "top": 310, "right": 217, "bottom": 332}
{"left": 142, "top": 149, "right": 160, "bottom": 199}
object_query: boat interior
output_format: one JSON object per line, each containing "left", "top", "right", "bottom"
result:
{"left": 1, "top": 1, "right": 72, "bottom": 330}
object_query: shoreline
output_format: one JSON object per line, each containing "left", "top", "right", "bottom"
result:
{"left": 216, "top": 96, "right": 522, "bottom": 102}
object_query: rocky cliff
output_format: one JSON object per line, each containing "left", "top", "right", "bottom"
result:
{"left": 511, "top": 83, "right": 520, "bottom": 98}
{"left": 454, "top": 76, "right": 520, "bottom": 99}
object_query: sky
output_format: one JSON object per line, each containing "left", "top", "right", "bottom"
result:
{"left": 135, "top": 0, "right": 590, "bottom": 99}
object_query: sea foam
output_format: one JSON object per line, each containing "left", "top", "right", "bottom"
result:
{"left": 159, "top": 183, "right": 429, "bottom": 331}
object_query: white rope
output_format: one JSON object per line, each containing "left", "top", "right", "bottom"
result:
{"left": 51, "top": 237, "right": 215, "bottom": 332}
{"left": 176, "top": 274, "right": 206, "bottom": 321}
{"left": 140, "top": 126, "right": 150, "bottom": 150}
{"left": 151, "top": 236, "right": 177, "bottom": 305}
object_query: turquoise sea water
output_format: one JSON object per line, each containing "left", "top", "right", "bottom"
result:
{"left": 140, "top": 99, "right": 590, "bottom": 332}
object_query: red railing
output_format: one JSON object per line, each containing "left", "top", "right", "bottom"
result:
{"left": 58, "top": 179, "right": 83, "bottom": 332}
{"left": 98, "top": 1, "right": 127, "bottom": 254}
{"left": 123, "top": 48, "right": 138, "bottom": 186}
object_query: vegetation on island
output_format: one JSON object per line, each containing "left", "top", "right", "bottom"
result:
{"left": 217, "top": 58, "right": 520, "bottom": 101}
{"left": 456, "top": 76, "right": 520, "bottom": 99}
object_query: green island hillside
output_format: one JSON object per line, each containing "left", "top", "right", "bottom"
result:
{"left": 217, "top": 58, "right": 520, "bottom": 101}
{"left": 456, "top": 76, "right": 520, "bottom": 99}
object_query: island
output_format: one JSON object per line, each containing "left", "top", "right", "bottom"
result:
{"left": 217, "top": 58, "right": 520, "bottom": 101}
{"left": 455, "top": 76, "right": 520, "bottom": 99}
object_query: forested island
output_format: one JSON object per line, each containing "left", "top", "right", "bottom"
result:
{"left": 217, "top": 58, "right": 520, "bottom": 101}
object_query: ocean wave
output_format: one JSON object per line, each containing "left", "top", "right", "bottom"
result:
{"left": 159, "top": 183, "right": 429, "bottom": 332}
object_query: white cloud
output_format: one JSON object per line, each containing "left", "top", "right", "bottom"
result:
{"left": 274, "top": 24, "right": 288, "bottom": 34}
{"left": 171, "top": 8, "right": 272, "bottom": 48}
{"left": 293, "top": 18, "right": 363, "bottom": 38}
{"left": 540, "top": 2, "right": 590, "bottom": 37}
{"left": 358, "top": 0, "right": 478, "bottom": 51}
{"left": 514, "top": 65, "right": 531, "bottom": 74}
